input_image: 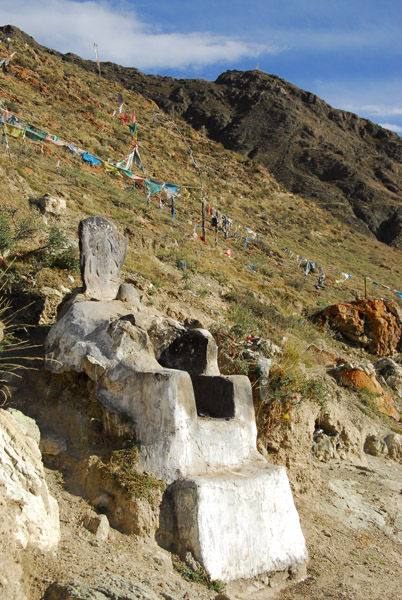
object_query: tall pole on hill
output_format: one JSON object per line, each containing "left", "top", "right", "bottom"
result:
{"left": 93, "top": 43, "right": 101, "bottom": 78}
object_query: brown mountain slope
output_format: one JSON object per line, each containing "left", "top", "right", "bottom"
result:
{"left": 107, "top": 69, "right": 402, "bottom": 249}
{"left": 14, "top": 21, "right": 399, "bottom": 249}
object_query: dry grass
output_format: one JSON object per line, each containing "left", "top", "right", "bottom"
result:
{"left": 0, "top": 33, "right": 401, "bottom": 374}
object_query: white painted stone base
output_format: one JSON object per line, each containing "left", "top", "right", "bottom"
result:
{"left": 171, "top": 464, "right": 308, "bottom": 582}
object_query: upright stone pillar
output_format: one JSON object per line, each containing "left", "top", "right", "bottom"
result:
{"left": 79, "top": 216, "right": 127, "bottom": 301}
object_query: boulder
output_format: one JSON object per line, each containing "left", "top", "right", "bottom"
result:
{"left": 6, "top": 407, "right": 40, "bottom": 444}
{"left": 0, "top": 409, "right": 60, "bottom": 552}
{"left": 374, "top": 357, "right": 402, "bottom": 400}
{"left": 363, "top": 435, "right": 388, "bottom": 457}
{"left": 30, "top": 193, "right": 66, "bottom": 215}
{"left": 317, "top": 299, "right": 402, "bottom": 356}
{"left": 384, "top": 433, "right": 402, "bottom": 461}
{"left": 312, "top": 435, "right": 338, "bottom": 461}
{"left": 0, "top": 409, "right": 60, "bottom": 599}
{"left": 116, "top": 282, "right": 139, "bottom": 304}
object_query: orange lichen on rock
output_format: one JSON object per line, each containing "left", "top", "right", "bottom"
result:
{"left": 317, "top": 299, "right": 402, "bottom": 356}
{"left": 337, "top": 367, "right": 400, "bottom": 421}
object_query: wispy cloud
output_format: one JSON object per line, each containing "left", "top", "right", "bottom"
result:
{"left": 343, "top": 104, "right": 402, "bottom": 117}
{"left": 378, "top": 123, "right": 402, "bottom": 133}
{"left": 0, "top": 0, "right": 275, "bottom": 69}
{"left": 311, "top": 79, "right": 402, "bottom": 120}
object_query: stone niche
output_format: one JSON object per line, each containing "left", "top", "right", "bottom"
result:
{"left": 45, "top": 217, "right": 307, "bottom": 583}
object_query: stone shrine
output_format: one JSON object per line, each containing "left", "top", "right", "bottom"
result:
{"left": 45, "top": 217, "right": 307, "bottom": 583}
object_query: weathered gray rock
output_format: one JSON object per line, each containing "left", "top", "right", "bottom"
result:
{"left": 79, "top": 217, "right": 127, "bottom": 301}
{"left": 374, "top": 357, "right": 402, "bottom": 400}
{"left": 45, "top": 301, "right": 160, "bottom": 377}
{"left": 312, "top": 435, "right": 338, "bottom": 461}
{"left": 116, "top": 282, "right": 140, "bottom": 304}
{"left": 44, "top": 574, "right": 162, "bottom": 600}
{"left": 363, "top": 435, "right": 388, "bottom": 457}
{"left": 44, "top": 582, "right": 106, "bottom": 600}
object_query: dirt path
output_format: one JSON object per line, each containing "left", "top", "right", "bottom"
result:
{"left": 20, "top": 453, "right": 401, "bottom": 600}
{"left": 277, "top": 457, "right": 402, "bottom": 600}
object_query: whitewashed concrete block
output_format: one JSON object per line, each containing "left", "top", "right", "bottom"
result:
{"left": 169, "top": 465, "right": 308, "bottom": 582}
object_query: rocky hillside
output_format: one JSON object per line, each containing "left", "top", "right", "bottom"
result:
{"left": 2, "top": 24, "right": 402, "bottom": 247}
{"left": 0, "top": 24, "right": 402, "bottom": 600}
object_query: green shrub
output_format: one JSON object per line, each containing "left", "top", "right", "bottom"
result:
{"left": 172, "top": 555, "right": 226, "bottom": 593}
{"left": 39, "top": 226, "right": 80, "bottom": 272}
{"left": 0, "top": 207, "right": 40, "bottom": 256}
{"left": 99, "top": 442, "right": 166, "bottom": 504}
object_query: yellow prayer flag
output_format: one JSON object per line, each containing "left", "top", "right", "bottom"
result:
{"left": 102, "top": 162, "right": 118, "bottom": 173}
{"left": 4, "top": 123, "right": 25, "bottom": 139}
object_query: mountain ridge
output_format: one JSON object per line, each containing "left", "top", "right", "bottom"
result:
{"left": 4, "top": 22, "right": 399, "bottom": 247}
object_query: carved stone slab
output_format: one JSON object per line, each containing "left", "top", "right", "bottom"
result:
{"left": 79, "top": 217, "right": 127, "bottom": 301}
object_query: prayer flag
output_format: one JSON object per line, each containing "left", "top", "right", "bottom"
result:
{"left": 82, "top": 152, "right": 102, "bottom": 166}
{"left": 4, "top": 123, "right": 25, "bottom": 139}
{"left": 145, "top": 180, "right": 163, "bottom": 195}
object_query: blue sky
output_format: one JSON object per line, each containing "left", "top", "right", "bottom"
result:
{"left": 1, "top": 0, "right": 401, "bottom": 133}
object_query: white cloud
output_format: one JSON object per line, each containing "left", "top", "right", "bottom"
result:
{"left": 378, "top": 123, "right": 402, "bottom": 133}
{"left": 343, "top": 104, "right": 402, "bottom": 117}
{"left": 311, "top": 79, "right": 402, "bottom": 120}
{"left": 0, "top": 0, "right": 275, "bottom": 69}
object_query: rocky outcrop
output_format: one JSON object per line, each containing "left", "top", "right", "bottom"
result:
{"left": 364, "top": 435, "right": 388, "bottom": 457}
{"left": 0, "top": 409, "right": 60, "bottom": 600}
{"left": 335, "top": 365, "right": 400, "bottom": 421}
{"left": 336, "top": 363, "right": 401, "bottom": 421}
{"left": 29, "top": 193, "right": 66, "bottom": 216}
{"left": 316, "top": 299, "right": 402, "bottom": 356}
{"left": 0, "top": 409, "right": 60, "bottom": 551}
